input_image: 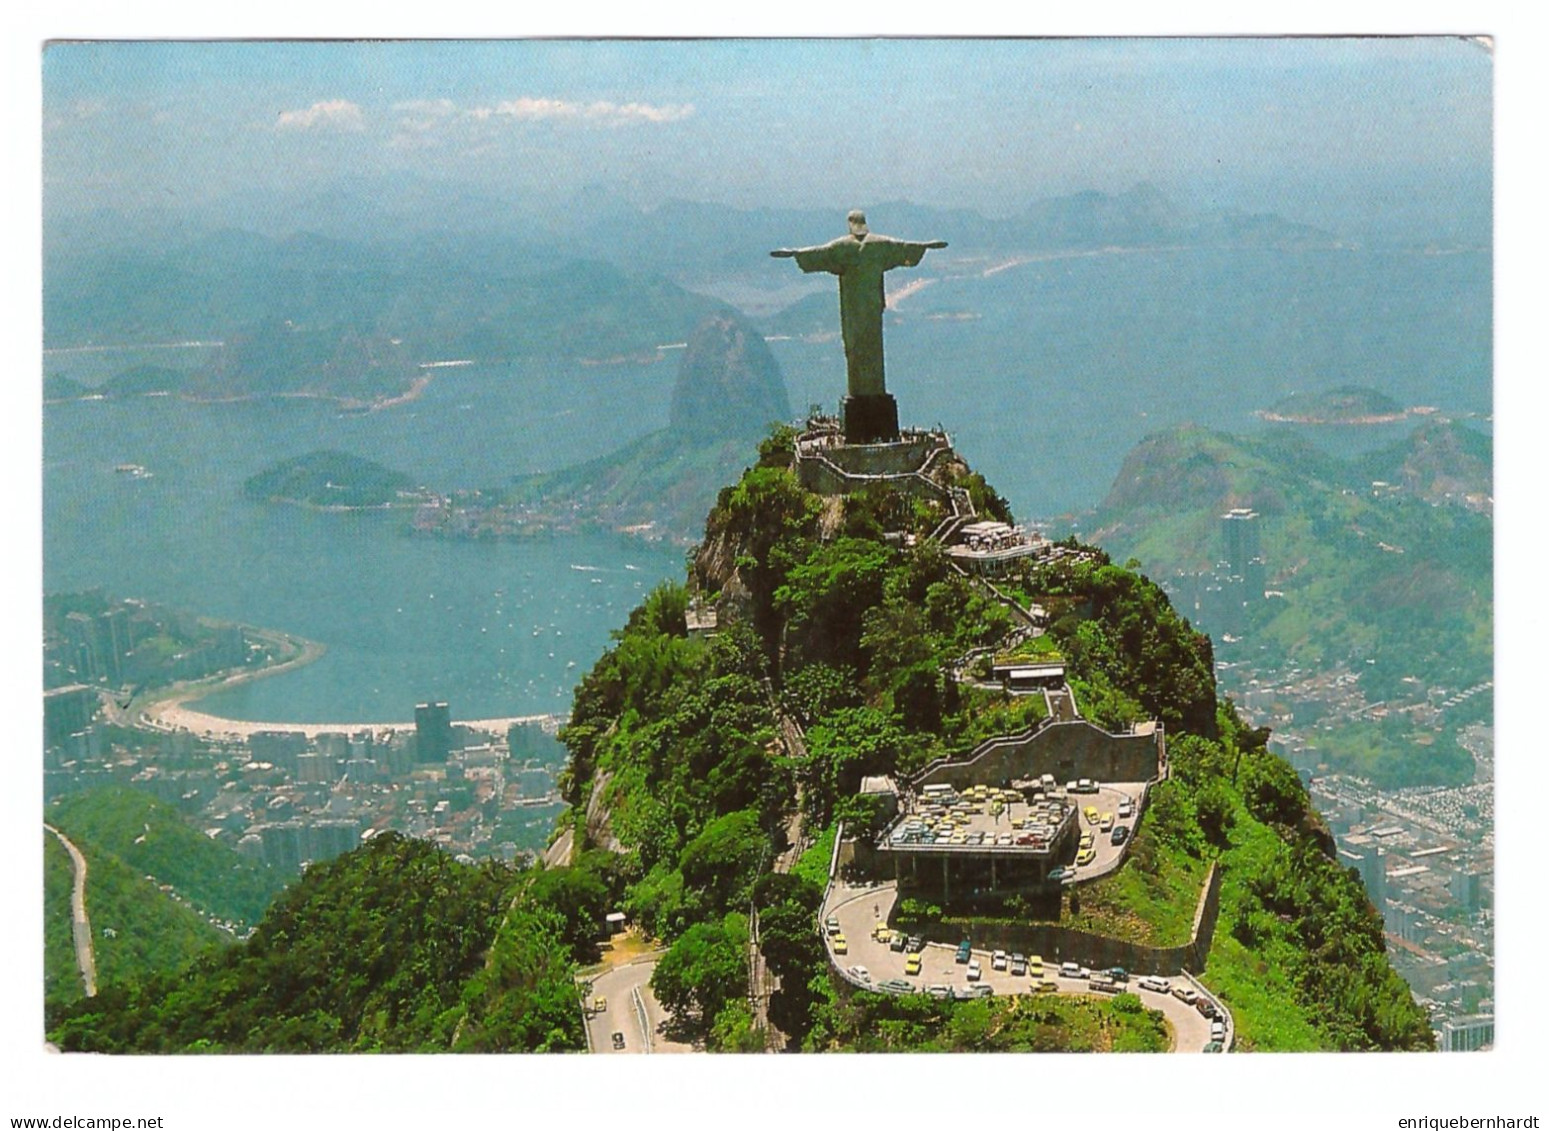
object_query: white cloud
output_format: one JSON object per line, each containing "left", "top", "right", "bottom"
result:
{"left": 492, "top": 98, "right": 694, "bottom": 126}
{"left": 274, "top": 99, "right": 366, "bottom": 132}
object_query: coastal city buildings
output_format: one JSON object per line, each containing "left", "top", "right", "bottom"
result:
{"left": 44, "top": 699, "right": 569, "bottom": 895}
{"left": 1218, "top": 646, "right": 1494, "bottom": 1046}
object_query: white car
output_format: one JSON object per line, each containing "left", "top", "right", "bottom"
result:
{"left": 991, "top": 950, "right": 1008, "bottom": 971}
{"left": 1059, "top": 961, "right": 1082, "bottom": 979}
{"left": 848, "top": 965, "right": 871, "bottom": 983}
{"left": 1139, "top": 976, "right": 1171, "bottom": 993}
{"left": 966, "top": 960, "right": 983, "bottom": 981}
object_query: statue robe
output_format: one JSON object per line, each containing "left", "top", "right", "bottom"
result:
{"left": 790, "top": 234, "right": 931, "bottom": 398}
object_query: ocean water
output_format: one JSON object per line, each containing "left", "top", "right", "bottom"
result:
{"left": 43, "top": 359, "right": 686, "bottom": 723}
{"left": 42, "top": 245, "right": 1490, "bottom": 724}
{"left": 779, "top": 246, "right": 1491, "bottom": 514}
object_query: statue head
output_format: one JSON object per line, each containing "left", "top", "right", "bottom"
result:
{"left": 847, "top": 210, "right": 869, "bottom": 238}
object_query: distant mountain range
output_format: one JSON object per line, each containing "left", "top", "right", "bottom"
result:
{"left": 244, "top": 309, "right": 794, "bottom": 542}
{"left": 1089, "top": 413, "right": 1491, "bottom": 784}
{"left": 44, "top": 183, "right": 1343, "bottom": 405}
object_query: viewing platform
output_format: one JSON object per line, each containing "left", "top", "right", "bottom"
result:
{"left": 793, "top": 419, "right": 957, "bottom": 501}
{"left": 946, "top": 520, "right": 1053, "bottom": 575}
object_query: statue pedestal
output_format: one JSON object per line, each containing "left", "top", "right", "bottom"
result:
{"left": 841, "top": 394, "right": 900, "bottom": 445}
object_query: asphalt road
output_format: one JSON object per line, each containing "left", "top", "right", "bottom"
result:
{"left": 1073, "top": 783, "right": 1145, "bottom": 880}
{"left": 45, "top": 823, "right": 96, "bottom": 998}
{"left": 823, "top": 879, "right": 1227, "bottom": 1053}
{"left": 582, "top": 957, "right": 696, "bottom": 1055}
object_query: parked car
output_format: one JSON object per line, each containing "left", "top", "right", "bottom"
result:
{"left": 926, "top": 984, "right": 952, "bottom": 999}
{"left": 991, "top": 950, "right": 1008, "bottom": 971}
{"left": 849, "top": 965, "right": 871, "bottom": 983}
{"left": 966, "top": 959, "right": 983, "bottom": 981}
{"left": 1211, "top": 1020, "right": 1227, "bottom": 1042}
{"left": 593, "top": 996, "right": 607, "bottom": 1013}
{"left": 905, "top": 953, "right": 922, "bottom": 976}
{"left": 890, "top": 932, "right": 908, "bottom": 952}
{"left": 832, "top": 933, "right": 848, "bottom": 955}
{"left": 956, "top": 941, "right": 973, "bottom": 963}
{"left": 1059, "top": 961, "right": 1082, "bottom": 979}
{"left": 1106, "top": 967, "right": 1129, "bottom": 983}
{"left": 1201, "top": 1041, "right": 1223, "bottom": 1053}
{"left": 906, "top": 935, "right": 924, "bottom": 953}
{"left": 1032, "top": 979, "right": 1059, "bottom": 994}
{"left": 1173, "top": 986, "right": 1199, "bottom": 1006}
{"left": 824, "top": 916, "right": 840, "bottom": 935}
{"left": 1111, "top": 825, "right": 1130, "bottom": 846}
{"left": 611, "top": 1031, "right": 625, "bottom": 1050}
{"left": 1139, "top": 976, "right": 1171, "bottom": 993}
{"left": 1076, "top": 847, "right": 1096, "bottom": 866}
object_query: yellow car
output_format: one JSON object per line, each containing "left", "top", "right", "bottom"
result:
{"left": 1084, "top": 806, "right": 1100, "bottom": 825}
{"left": 1100, "top": 812, "right": 1114, "bottom": 830}
{"left": 905, "top": 953, "right": 922, "bottom": 976}
{"left": 833, "top": 934, "right": 848, "bottom": 954}
{"left": 593, "top": 996, "right": 607, "bottom": 1014}
{"left": 1078, "top": 831, "right": 1094, "bottom": 850}
{"left": 1033, "top": 980, "right": 1059, "bottom": 994}
{"left": 1077, "top": 847, "right": 1096, "bottom": 866}
{"left": 874, "top": 923, "right": 892, "bottom": 942}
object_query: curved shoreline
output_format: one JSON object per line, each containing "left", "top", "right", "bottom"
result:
{"left": 134, "top": 624, "right": 561, "bottom": 740}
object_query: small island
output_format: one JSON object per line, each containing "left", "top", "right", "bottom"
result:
{"left": 1254, "top": 385, "right": 1414, "bottom": 425}
{"left": 242, "top": 450, "right": 421, "bottom": 510}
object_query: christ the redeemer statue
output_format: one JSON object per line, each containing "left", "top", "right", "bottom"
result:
{"left": 772, "top": 210, "right": 946, "bottom": 444}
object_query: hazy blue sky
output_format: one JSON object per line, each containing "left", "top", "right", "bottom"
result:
{"left": 44, "top": 37, "right": 1491, "bottom": 240}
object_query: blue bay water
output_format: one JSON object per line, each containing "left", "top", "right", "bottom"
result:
{"left": 43, "top": 245, "right": 1490, "bottom": 724}
{"left": 778, "top": 246, "right": 1491, "bottom": 515}
{"left": 43, "top": 359, "right": 687, "bottom": 723}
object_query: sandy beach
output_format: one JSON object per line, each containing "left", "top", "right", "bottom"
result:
{"left": 132, "top": 624, "right": 562, "bottom": 741}
{"left": 143, "top": 703, "right": 558, "bottom": 741}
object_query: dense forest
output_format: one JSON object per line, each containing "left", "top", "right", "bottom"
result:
{"left": 47, "top": 426, "right": 1433, "bottom": 1053}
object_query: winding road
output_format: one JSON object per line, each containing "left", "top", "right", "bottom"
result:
{"left": 45, "top": 824, "right": 96, "bottom": 998}
{"left": 822, "top": 879, "right": 1231, "bottom": 1052}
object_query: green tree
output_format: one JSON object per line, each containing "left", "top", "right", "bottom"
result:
{"left": 678, "top": 809, "right": 770, "bottom": 916}
{"left": 650, "top": 914, "right": 750, "bottom": 1037}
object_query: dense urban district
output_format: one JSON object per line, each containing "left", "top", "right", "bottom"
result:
{"left": 46, "top": 412, "right": 1441, "bottom": 1055}
{"left": 1086, "top": 407, "right": 1493, "bottom": 1048}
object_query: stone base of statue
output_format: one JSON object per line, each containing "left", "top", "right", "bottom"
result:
{"left": 841, "top": 394, "right": 900, "bottom": 445}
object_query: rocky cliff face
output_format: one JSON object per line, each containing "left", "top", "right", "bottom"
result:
{"left": 669, "top": 311, "right": 792, "bottom": 442}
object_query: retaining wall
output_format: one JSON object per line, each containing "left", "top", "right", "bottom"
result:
{"left": 905, "top": 861, "right": 1221, "bottom": 976}
{"left": 793, "top": 429, "right": 957, "bottom": 502}
{"left": 914, "top": 719, "right": 1163, "bottom": 791}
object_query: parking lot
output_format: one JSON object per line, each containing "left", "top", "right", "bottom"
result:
{"left": 1070, "top": 783, "right": 1146, "bottom": 881}
{"left": 822, "top": 878, "right": 1230, "bottom": 1053}
{"left": 881, "top": 779, "right": 1147, "bottom": 890}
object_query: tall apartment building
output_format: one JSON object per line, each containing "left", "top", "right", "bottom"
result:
{"left": 415, "top": 701, "right": 453, "bottom": 763}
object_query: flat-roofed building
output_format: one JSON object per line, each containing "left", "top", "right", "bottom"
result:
{"left": 946, "top": 520, "right": 1050, "bottom": 576}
